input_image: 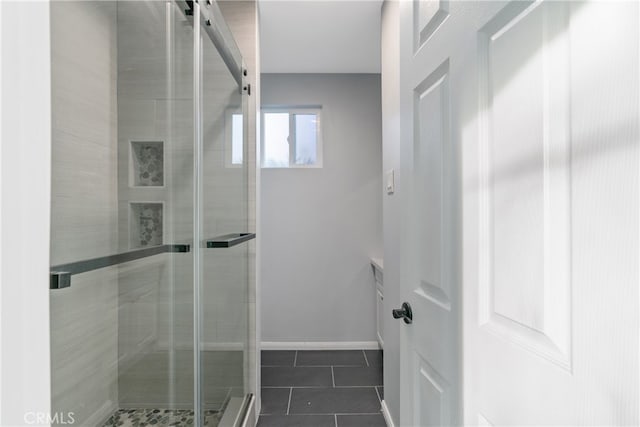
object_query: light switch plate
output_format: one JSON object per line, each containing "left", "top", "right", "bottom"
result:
{"left": 385, "top": 169, "right": 395, "bottom": 195}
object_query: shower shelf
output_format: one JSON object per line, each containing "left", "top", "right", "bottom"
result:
{"left": 206, "top": 233, "right": 256, "bottom": 248}
{"left": 50, "top": 243, "right": 191, "bottom": 290}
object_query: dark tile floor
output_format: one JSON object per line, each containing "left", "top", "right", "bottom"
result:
{"left": 258, "top": 350, "right": 385, "bottom": 427}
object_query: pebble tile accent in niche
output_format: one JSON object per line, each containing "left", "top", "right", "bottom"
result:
{"left": 102, "top": 409, "right": 221, "bottom": 427}
{"left": 131, "top": 141, "right": 164, "bottom": 186}
{"left": 130, "top": 203, "right": 163, "bottom": 248}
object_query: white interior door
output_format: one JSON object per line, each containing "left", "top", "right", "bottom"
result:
{"left": 399, "top": 1, "right": 639, "bottom": 425}
{"left": 398, "top": 2, "right": 506, "bottom": 425}
{"left": 463, "top": 1, "right": 639, "bottom": 424}
{"left": 397, "top": 1, "right": 476, "bottom": 425}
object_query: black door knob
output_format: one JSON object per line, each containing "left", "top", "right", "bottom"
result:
{"left": 392, "top": 302, "right": 413, "bottom": 324}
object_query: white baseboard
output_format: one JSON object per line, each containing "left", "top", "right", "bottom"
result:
{"left": 381, "top": 400, "right": 395, "bottom": 427}
{"left": 261, "top": 341, "right": 380, "bottom": 350}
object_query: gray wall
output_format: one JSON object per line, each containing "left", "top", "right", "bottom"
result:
{"left": 260, "top": 74, "right": 382, "bottom": 344}
{"left": 381, "top": 1, "right": 401, "bottom": 425}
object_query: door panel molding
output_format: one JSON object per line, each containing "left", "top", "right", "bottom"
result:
{"left": 413, "top": 0, "right": 449, "bottom": 53}
{"left": 477, "top": 0, "right": 572, "bottom": 371}
{"left": 413, "top": 352, "right": 451, "bottom": 427}
{"left": 413, "top": 59, "right": 452, "bottom": 313}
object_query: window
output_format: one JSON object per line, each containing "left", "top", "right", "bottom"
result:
{"left": 225, "top": 109, "right": 243, "bottom": 167}
{"left": 261, "top": 107, "right": 322, "bottom": 168}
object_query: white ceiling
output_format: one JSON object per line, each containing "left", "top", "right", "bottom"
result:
{"left": 258, "top": 0, "right": 383, "bottom": 74}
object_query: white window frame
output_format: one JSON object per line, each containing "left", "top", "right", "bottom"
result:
{"left": 261, "top": 106, "right": 323, "bottom": 168}
{"left": 225, "top": 108, "right": 243, "bottom": 168}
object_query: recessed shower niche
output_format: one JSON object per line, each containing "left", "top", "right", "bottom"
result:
{"left": 129, "top": 202, "right": 163, "bottom": 248}
{"left": 130, "top": 141, "right": 164, "bottom": 187}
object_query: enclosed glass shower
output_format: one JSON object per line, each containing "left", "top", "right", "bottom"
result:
{"left": 49, "top": 1, "right": 253, "bottom": 426}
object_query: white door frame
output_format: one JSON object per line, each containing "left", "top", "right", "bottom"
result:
{"left": 0, "top": 1, "right": 52, "bottom": 425}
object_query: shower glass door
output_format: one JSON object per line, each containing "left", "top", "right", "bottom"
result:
{"left": 49, "top": 1, "right": 250, "bottom": 426}
{"left": 197, "top": 4, "right": 250, "bottom": 425}
{"left": 114, "top": 0, "right": 199, "bottom": 421}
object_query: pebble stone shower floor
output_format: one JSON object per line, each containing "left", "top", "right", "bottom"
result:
{"left": 102, "top": 409, "right": 222, "bottom": 427}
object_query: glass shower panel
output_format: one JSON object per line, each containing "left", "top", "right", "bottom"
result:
{"left": 50, "top": 1, "right": 250, "bottom": 426}
{"left": 199, "top": 17, "right": 250, "bottom": 425}
{"left": 114, "top": 1, "right": 196, "bottom": 420}
{"left": 50, "top": 1, "right": 198, "bottom": 426}
{"left": 49, "top": 2, "right": 122, "bottom": 425}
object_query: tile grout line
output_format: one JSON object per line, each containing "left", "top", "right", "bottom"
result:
{"left": 331, "top": 366, "right": 336, "bottom": 387}
{"left": 334, "top": 413, "right": 338, "bottom": 427}
{"left": 362, "top": 350, "right": 370, "bottom": 367}
{"left": 334, "top": 412, "right": 382, "bottom": 415}
{"left": 286, "top": 387, "right": 293, "bottom": 415}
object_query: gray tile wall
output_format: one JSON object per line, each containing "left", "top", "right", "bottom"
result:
{"left": 115, "top": 1, "right": 193, "bottom": 407}
{"left": 50, "top": 2, "right": 119, "bottom": 426}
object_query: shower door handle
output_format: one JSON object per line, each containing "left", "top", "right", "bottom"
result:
{"left": 206, "top": 233, "right": 256, "bottom": 248}
{"left": 49, "top": 244, "right": 191, "bottom": 290}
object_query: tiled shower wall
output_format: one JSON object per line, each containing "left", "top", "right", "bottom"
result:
{"left": 115, "top": 1, "right": 187, "bottom": 378}
{"left": 115, "top": 0, "right": 257, "bottom": 411}
{"left": 50, "top": 2, "right": 119, "bottom": 426}
{"left": 50, "top": 1, "right": 257, "bottom": 424}
{"left": 115, "top": 0, "right": 201, "bottom": 409}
